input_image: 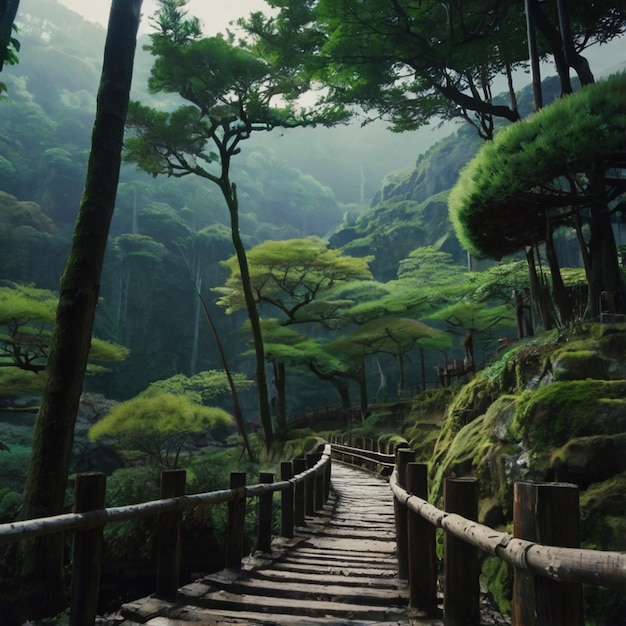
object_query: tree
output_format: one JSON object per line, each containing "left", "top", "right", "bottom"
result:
{"left": 0, "top": 283, "right": 128, "bottom": 409}
{"left": 89, "top": 388, "right": 235, "bottom": 468}
{"left": 216, "top": 237, "right": 373, "bottom": 426}
{"left": 449, "top": 74, "right": 626, "bottom": 319}
{"left": 244, "top": 1, "right": 624, "bottom": 139}
{"left": 16, "top": 2, "right": 143, "bottom": 620}
{"left": 125, "top": 3, "right": 349, "bottom": 448}
{"left": 328, "top": 317, "right": 446, "bottom": 402}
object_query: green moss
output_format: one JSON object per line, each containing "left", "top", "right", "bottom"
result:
{"left": 551, "top": 349, "right": 611, "bottom": 381}
{"left": 482, "top": 556, "right": 512, "bottom": 614}
{"left": 513, "top": 380, "right": 626, "bottom": 449}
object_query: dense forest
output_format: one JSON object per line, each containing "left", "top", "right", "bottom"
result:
{"left": 0, "top": 0, "right": 625, "bottom": 623}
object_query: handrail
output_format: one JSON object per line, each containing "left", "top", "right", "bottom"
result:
{"left": 0, "top": 444, "right": 331, "bottom": 547}
{"left": 330, "top": 443, "right": 395, "bottom": 469}
{"left": 390, "top": 469, "right": 626, "bottom": 591}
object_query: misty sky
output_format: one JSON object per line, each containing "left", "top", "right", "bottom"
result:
{"left": 57, "top": 0, "right": 269, "bottom": 35}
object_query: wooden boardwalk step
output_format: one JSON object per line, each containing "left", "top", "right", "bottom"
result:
{"left": 119, "top": 463, "right": 445, "bottom": 625}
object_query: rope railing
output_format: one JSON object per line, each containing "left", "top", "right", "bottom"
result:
{"left": 0, "top": 443, "right": 332, "bottom": 625}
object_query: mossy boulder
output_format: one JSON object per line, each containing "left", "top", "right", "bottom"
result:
{"left": 551, "top": 349, "right": 612, "bottom": 381}
{"left": 513, "top": 379, "right": 626, "bottom": 450}
{"left": 550, "top": 434, "right": 626, "bottom": 487}
{"left": 429, "top": 395, "right": 522, "bottom": 518}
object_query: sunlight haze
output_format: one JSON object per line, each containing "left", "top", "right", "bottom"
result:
{"left": 57, "top": 0, "right": 268, "bottom": 35}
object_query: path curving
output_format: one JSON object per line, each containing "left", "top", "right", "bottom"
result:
{"left": 119, "top": 464, "right": 443, "bottom": 625}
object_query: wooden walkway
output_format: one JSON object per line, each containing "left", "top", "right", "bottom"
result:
{"left": 119, "top": 464, "right": 443, "bottom": 625}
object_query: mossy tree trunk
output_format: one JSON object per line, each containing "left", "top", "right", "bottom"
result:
{"left": 16, "top": 1, "right": 142, "bottom": 619}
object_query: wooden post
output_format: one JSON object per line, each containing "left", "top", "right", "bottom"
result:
{"left": 444, "top": 477, "right": 480, "bottom": 626}
{"left": 156, "top": 469, "right": 186, "bottom": 599}
{"left": 314, "top": 451, "right": 325, "bottom": 511}
{"left": 512, "top": 482, "right": 584, "bottom": 626}
{"left": 70, "top": 472, "right": 106, "bottom": 626}
{"left": 294, "top": 457, "right": 307, "bottom": 526}
{"left": 226, "top": 471, "right": 247, "bottom": 569}
{"left": 394, "top": 447, "right": 415, "bottom": 580}
{"left": 305, "top": 453, "right": 316, "bottom": 516}
{"left": 323, "top": 452, "right": 331, "bottom": 502}
{"left": 257, "top": 472, "right": 274, "bottom": 554}
{"left": 406, "top": 463, "right": 438, "bottom": 616}
{"left": 280, "top": 461, "right": 294, "bottom": 538}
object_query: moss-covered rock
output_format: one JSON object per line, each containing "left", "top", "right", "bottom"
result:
{"left": 550, "top": 434, "right": 626, "bottom": 487}
{"left": 551, "top": 349, "right": 612, "bottom": 381}
{"left": 513, "top": 379, "right": 626, "bottom": 449}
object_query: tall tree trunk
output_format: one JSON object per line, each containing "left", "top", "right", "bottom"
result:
{"left": 17, "top": 2, "right": 142, "bottom": 620}
{"left": 524, "top": 0, "right": 543, "bottom": 110}
{"left": 0, "top": 0, "right": 19, "bottom": 70}
{"left": 556, "top": 0, "right": 595, "bottom": 85}
{"left": 525, "top": 245, "right": 554, "bottom": 331}
{"left": 196, "top": 291, "right": 255, "bottom": 462}
{"left": 587, "top": 161, "right": 625, "bottom": 317}
{"left": 531, "top": 0, "right": 574, "bottom": 95}
{"left": 223, "top": 182, "right": 273, "bottom": 450}
{"left": 545, "top": 219, "right": 570, "bottom": 326}
{"left": 190, "top": 273, "right": 202, "bottom": 374}
{"left": 274, "top": 360, "right": 287, "bottom": 432}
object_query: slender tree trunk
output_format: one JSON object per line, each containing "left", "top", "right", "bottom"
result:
{"left": 524, "top": 0, "right": 543, "bottom": 110}
{"left": 525, "top": 245, "right": 554, "bottom": 331}
{"left": 556, "top": 0, "right": 595, "bottom": 85}
{"left": 190, "top": 273, "right": 202, "bottom": 374}
{"left": 196, "top": 291, "right": 255, "bottom": 461}
{"left": 545, "top": 219, "right": 570, "bottom": 326}
{"left": 272, "top": 359, "right": 287, "bottom": 432}
{"left": 17, "top": 2, "right": 142, "bottom": 620}
{"left": 223, "top": 182, "right": 273, "bottom": 449}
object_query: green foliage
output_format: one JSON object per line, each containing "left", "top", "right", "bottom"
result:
{"left": 0, "top": 283, "right": 128, "bottom": 404}
{"left": 145, "top": 370, "right": 254, "bottom": 404}
{"left": 216, "top": 237, "right": 373, "bottom": 325}
{"left": 449, "top": 73, "right": 626, "bottom": 259}
{"left": 89, "top": 391, "right": 235, "bottom": 467}
{"left": 103, "top": 465, "right": 160, "bottom": 561}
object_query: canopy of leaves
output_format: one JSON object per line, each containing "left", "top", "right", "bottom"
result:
{"left": 449, "top": 73, "right": 626, "bottom": 259}
{"left": 0, "top": 283, "right": 127, "bottom": 403}
{"left": 216, "top": 237, "right": 373, "bottom": 326}
{"left": 89, "top": 392, "right": 233, "bottom": 440}
{"left": 328, "top": 316, "right": 446, "bottom": 360}
{"left": 144, "top": 370, "right": 255, "bottom": 405}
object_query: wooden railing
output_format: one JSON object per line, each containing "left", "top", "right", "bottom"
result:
{"left": 0, "top": 444, "right": 332, "bottom": 626}
{"left": 333, "top": 442, "right": 626, "bottom": 625}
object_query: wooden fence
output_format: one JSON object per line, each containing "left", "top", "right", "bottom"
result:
{"left": 332, "top": 441, "right": 626, "bottom": 625}
{"left": 0, "top": 444, "right": 332, "bottom": 626}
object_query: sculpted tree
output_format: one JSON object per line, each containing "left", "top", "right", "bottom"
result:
{"left": 16, "top": 1, "right": 143, "bottom": 620}
{"left": 125, "top": 0, "right": 348, "bottom": 449}
{"left": 449, "top": 74, "right": 626, "bottom": 320}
